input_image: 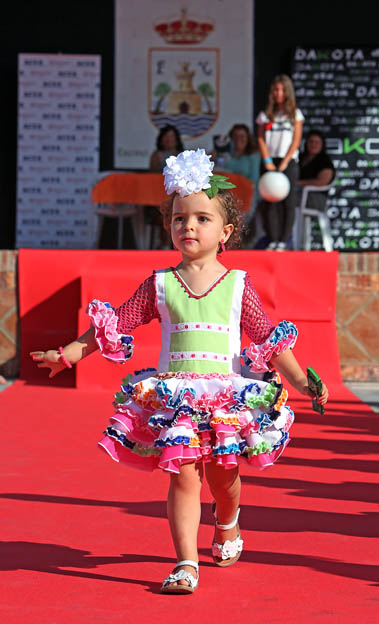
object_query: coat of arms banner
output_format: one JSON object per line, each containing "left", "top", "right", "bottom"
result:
{"left": 115, "top": 0, "right": 254, "bottom": 169}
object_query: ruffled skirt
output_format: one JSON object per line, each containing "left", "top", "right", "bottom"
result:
{"left": 98, "top": 367, "right": 294, "bottom": 474}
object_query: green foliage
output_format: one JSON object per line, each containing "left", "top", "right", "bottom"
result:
{"left": 154, "top": 82, "right": 171, "bottom": 96}
{"left": 204, "top": 174, "right": 236, "bottom": 199}
{"left": 197, "top": 82, "right": 215, "bottom": 97}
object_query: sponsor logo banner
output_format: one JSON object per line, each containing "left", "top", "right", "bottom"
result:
{"left": 292, "top": 47, "right": 379, "bottom": 251}
{"left": 17, "top": 54, "right": 101, "bottom": 249}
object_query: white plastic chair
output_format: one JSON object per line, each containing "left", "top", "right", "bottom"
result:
{"left": 293, "top": 183, "right": 334, "bottom": 251}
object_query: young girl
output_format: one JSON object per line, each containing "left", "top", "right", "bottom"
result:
{"left": 256, "top": 74, "right": 304, "bottom": 250}
{"left": 31, "top": 149, "right": 328, "bottom": 594}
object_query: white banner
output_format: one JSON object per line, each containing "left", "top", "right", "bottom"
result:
{"left": 16, "top": 54, "right": 101, "bottom": 249}
{"left": 115, "top": 0, "right": 254, "bottom": 169}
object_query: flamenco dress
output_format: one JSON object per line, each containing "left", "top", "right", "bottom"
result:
{"left": 89, "top": 268, "right": 298, "bottom": 474}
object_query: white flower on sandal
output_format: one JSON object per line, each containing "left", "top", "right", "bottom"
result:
{"left": 212, "top": 536, "right": 244, "bottom": 560}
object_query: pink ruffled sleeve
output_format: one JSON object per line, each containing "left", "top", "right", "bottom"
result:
{"left": 87, "top": 274, "right": 160, "bottom": 364}
{"left": 241, "top": 274, "right": 298, "bottom": 372}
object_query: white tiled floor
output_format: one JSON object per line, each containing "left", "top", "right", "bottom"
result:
{"left": 344, "top": 382, "right": 379, "bottom": 413}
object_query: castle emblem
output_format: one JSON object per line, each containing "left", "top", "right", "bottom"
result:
{"left": 149, "top": 48, "right": 219, "bottom": 139}
{"left": 167, "top": 63, "right": 202, "bottom": 115}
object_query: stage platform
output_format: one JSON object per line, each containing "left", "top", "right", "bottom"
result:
{"left": 1, "top": 250, "right": 378, "bottom": 623}
{"left": 18, "top": 249, "right": 341, "bottom": 389}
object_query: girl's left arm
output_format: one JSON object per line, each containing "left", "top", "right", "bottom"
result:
{"left": 270, "top": 349, "right": 329, "bottom": 405}
{"left": 277, "top": 120, "right": 303, "bottom": 172}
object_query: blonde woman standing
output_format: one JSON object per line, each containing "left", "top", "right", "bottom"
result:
{"left": 256, "top": 75, "right": 303, "bottom": 250}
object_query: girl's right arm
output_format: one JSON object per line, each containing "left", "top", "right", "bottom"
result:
{"left": 31, "top": 274, "right": 160, "bottom": 378}
{"left": 30, "top": 327, "right": 98, "bottom": 378}
{"left": 257, "top": 124, "right": 276, "bottom": 171}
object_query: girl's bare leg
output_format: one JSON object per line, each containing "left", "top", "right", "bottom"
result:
{"left": 166, "top": 461, "right": 203, "bottom": 586}
{"left": 205, "top": 460, "right": 241, "bottom": 543}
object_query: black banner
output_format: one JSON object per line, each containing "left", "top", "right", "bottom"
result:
{"left": 292, "top": 47, "right": 379, "bottom": 251}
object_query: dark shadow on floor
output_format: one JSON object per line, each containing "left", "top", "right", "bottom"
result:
{"left": 280, "top": 456, "right": 379, "bottom": 473}
{"left": 198, "top": 547, "right": 379, "bottom": 586}
{"left": 1, "top": 494, "right": 378, "bottom": 539}
{"left": 240, "top": 474, "right": 379, "bottom": 504}
{"left": 0, "top": 541, "right": 172, "bottom": 593}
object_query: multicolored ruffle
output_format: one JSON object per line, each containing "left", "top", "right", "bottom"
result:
{"left": 88, "top": 299, "right": 134, "bottom": 363}
{"left": 242, "top": 321, "right": 298, "bottom": 372}
{"left": 98, "top": 369, "right": 294, "bottom": 474}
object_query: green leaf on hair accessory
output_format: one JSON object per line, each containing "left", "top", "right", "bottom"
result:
{"left": 204, "top": 173, "right": 236, "bottom": 198}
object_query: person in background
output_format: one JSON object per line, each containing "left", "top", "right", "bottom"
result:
{"left": 148, "top": 125, "right": 185, "bottom": 248}
{"left": 224, "top": 124, "right": 260, "bottom": 187}
{"left": 214, "top": 124, "right": 260, "bottom": 246}
{"left": 149, "top": 125, "right": 185, "bottom": 172}
{"left": 297, "top": 129, "right": 335, "bottom": 210}
{"left": 256, "top": 75, "right": 304, "bottom": 250}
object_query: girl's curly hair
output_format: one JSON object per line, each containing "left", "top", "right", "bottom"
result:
{"left": 160, "top": 189, "right": 245, "bottom": 252}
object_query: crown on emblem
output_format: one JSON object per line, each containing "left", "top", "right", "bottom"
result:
{"left": 154, "top": 8, "right": 214, "bottom": 45}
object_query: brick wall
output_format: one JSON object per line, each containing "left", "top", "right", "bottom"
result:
{"left": 0, "top": 251, "right": 378, "bottom": 381}
{"left": 0, "top": 251, "right": 19, "bottom": 378}
{"left": 337, "top": 253, "right": 379, "bottom": 381}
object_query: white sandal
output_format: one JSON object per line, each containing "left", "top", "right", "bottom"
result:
{"left": 211, "top": 501, "right": 243, "bottom": 567}
{"left": 161, "top": 559, "right": 199, "bottom": 594}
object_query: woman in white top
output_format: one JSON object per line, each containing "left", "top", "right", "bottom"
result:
{"left": 256, "top": 75, "right": 304, "bottom": 250}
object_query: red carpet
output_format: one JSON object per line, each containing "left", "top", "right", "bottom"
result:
{"left": 1, "top": 381, "right": 378, "bottom": 623}
{"left": 2, "top": 250, "right": 377, "bottom": 622}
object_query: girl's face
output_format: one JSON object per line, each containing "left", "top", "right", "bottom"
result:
{"left": 231, "top": 128, "right": 248, "bottom": 155}
{"left": 171, "top": 192, "right": 233, "bottom": 258}
{"left": 306, "top": 134, "right": 323, "bottom": 156}
{"left": 161, "top": 129, "right": 177, "bottom": 152}
{"left": 272, "top": 82, "right": 285, "bottom": 105}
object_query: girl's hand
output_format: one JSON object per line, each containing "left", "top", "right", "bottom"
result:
{"left": 297, "top": 380, "right": 329, "bottom": 405}
{"left": 30, "top": 350, "right": 67, "bottom": 378}
{"left": 317, "top": 383, "right": 329, "bottom": 405}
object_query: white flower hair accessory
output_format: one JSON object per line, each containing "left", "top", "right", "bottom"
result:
{"left": 163, "top": 148, "right": 235, "bottom": 199}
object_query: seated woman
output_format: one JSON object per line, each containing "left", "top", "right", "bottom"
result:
{"left": 297, "top": 129, "right": 335, "bottom": 211}
{"left": 149, "top": 124, "right": 184, "bottom": 172}
{"left": 222, "top": 123, "right": 260, "bottom": 188}
{"left": 148, "top": 125, "right": 185, "bottom": 248}
{"left": 215, "top": 123, "right": 260, "bottom": 245}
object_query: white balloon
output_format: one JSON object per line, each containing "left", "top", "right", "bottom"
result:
{"left": 258, "top": 171, "right": 290, "bottom": 202}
